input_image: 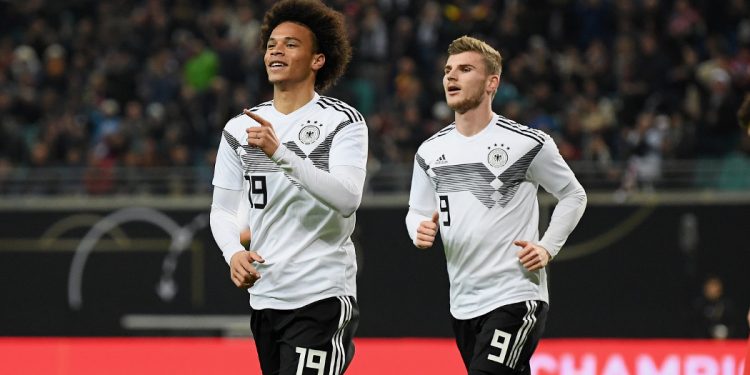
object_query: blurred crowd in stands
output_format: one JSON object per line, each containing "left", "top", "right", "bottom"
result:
{"left": 1, "top": 0, "right": 749, "bottom": 195}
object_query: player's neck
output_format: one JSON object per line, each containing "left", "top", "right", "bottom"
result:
{"left": 272, "top": 83, "right": 316, "bottom": 115}
{"left": 454, "top": 105, "right": 494, "bottom": 137}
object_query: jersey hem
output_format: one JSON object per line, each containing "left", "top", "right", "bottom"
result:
{"left": 249, "top": 291, "right": 357, "bottom": 311}
{"left": 450, "top": 293, "right": 549, "bottom": 320}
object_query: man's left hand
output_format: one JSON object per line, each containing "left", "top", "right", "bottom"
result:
{"left": 515, "top": 240, "right": 551, "bottom": 271}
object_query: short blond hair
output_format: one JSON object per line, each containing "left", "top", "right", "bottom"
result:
{"left": 447, "top": 36, "right": 502, "bottom": 76}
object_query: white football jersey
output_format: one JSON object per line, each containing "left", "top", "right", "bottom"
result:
{"left": 409, "top": 113, "right": 578, "bottom": 320}
{"left": 213, "top": 93, "right": 367, "bottom": 310}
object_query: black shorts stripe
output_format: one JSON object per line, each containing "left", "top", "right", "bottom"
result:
{"left": 330, "top": 296, "right": 353, "bottom": 375}
{"left": 508, "top": 301, "right": 539, "bottom": 368}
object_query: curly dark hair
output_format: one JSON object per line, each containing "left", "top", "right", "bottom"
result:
{"left": 260, "top": 0, "right": 352, "bottom": 92}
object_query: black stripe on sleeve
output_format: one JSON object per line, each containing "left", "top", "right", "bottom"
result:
{"left": 416, "top": 153, "right": 430, "bottom": 172}
{"left": 495, "top": 117, "right": 545, "bottom": 144}
{"left": 319, "top": 96, "right": 355, "bottom": 123}
{"left": 423, "top": 124, "right": 456, "bottom": 144}
{"left": 223, "top": 130, "right": 241, "bottom": 151}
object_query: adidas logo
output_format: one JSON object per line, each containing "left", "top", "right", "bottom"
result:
{"left": 434, "top": 154, "right": 448, "bottom": 165}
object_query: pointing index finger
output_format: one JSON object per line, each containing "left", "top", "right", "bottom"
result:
{"left": 244, "top": 109, "right": 272, "bottom": 128}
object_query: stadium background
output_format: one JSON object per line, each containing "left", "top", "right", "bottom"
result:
{"left": 0, "top": 0, "right": 748, "bottom": 374}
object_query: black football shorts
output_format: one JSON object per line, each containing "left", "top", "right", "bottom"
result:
{"left": 251, "top": 296, "right": 359, "bottom": 375}
{"left": 452, "top": 300, "right": 548, "bottom": 375}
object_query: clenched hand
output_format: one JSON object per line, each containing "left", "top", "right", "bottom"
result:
{"left": 515, "top": 240, "right": 551, "bottom": 272}
{"left": 229, "top": 251, "right": 265, "bottom": 289}
{"left": 415, "top": 212, "right": 440, "bottom": 249}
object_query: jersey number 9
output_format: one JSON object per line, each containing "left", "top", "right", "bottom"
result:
{"left": 439, "top": 195, "right": 451, "bottom": 226}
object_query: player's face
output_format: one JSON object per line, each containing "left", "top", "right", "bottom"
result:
{"left": 264, "top": 21, "right": 323, "bottom": 88}
{"left": 443, "top": 51, "right": 496, "bottom": 114}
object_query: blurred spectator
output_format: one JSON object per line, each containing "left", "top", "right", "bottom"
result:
{"left": 714, "top": 92, "right": 750, "bottom": 190}
{"left": 668, "top": 0, "right": 703, "bottom": 41}
{"left": 574, "top": 0, "right": 614, "bottom": 49}
{"left": 182, "top": 37, "right": 219, "bottom": 92}
{"left": 620, "top": 112, "right": 668, "bottom": 192}
{"left": 0, "top": 0, "right": 748, "bottom": 194}
{"left": 697, "top": 68, "right": 742, "bottom": 156}
{"left": 739, "top": 92, "right": 750, "bottom": 134}
{"left": 691, "top": 275, "right": 743, "bottom": 339}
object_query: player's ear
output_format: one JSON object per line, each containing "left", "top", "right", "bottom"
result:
{"left": 311, "top": 53, "right": 325, "bottom": 72}
{"left": 487, "top": 74, "right": 500, "bottom": 93}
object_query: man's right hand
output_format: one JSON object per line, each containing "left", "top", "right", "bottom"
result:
{"left": 415, "top": 211, "right": 440, "bottom": 249}
{"left": 229, "top": 251, "right": 265, "bottom": 289}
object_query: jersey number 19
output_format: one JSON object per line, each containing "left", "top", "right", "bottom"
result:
{"left": 244, "top": 175, "right": 267, "bottom": 209}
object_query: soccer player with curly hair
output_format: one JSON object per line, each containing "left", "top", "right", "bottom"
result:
{"left": 210, "top": 1, "right": 366, "bottom": 373}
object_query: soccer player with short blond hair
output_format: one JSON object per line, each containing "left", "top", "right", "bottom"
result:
{"left": 406, "top": 36, "right": 587, "bottom": 374}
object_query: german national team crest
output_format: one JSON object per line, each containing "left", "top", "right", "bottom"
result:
{"left": 299, "top": 124, "right": 321, "bottom": 144}
{"left": 487, "top": 144, "right": 509, "bottom": 168}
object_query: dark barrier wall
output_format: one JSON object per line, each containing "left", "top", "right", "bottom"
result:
{"left": 0, "top": 202, "right": 748, "bottom": 338}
